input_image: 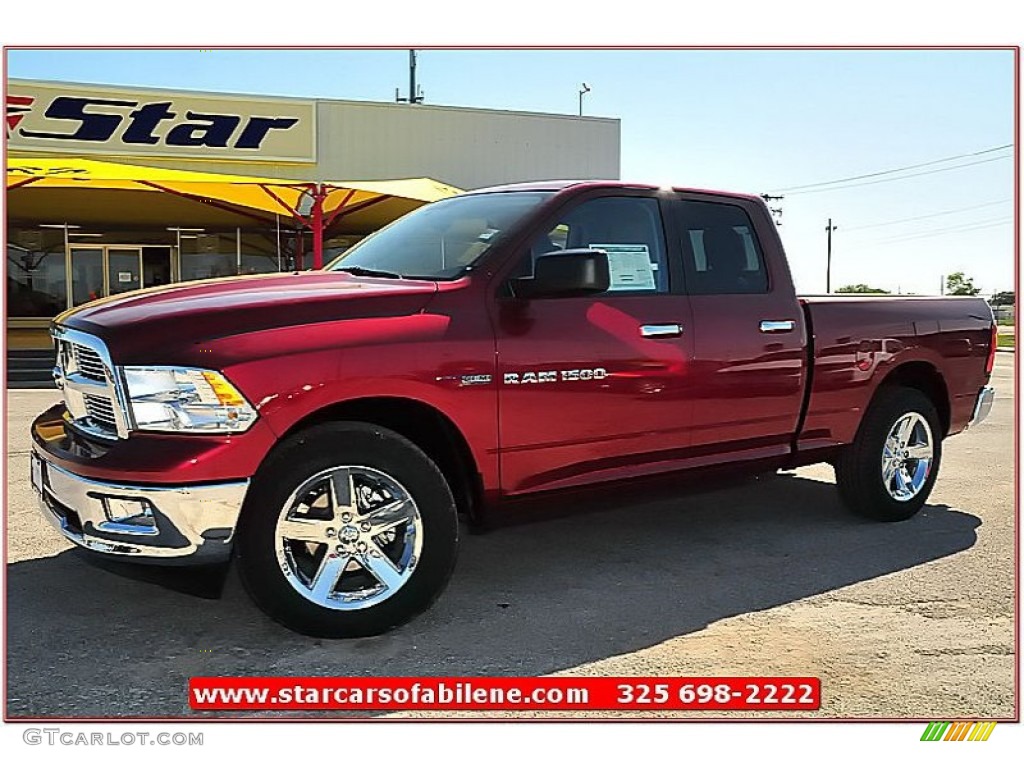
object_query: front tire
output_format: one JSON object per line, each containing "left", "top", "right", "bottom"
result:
{"left": 834, "top": 386, "right": 942, "bottom": 522}
{"left": 235, "top": 422, "right": 459, "bottom": 637}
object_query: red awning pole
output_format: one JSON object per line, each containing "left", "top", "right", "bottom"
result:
{"left": 312, "top": 186, "right": 325, "bottom": 269}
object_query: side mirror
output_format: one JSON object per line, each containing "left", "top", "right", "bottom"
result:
{"left": 511, "top": 249, "right": 610, "bottom": 299}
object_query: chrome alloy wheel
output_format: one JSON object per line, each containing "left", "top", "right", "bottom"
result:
{"left": 274, "top": 466, "right": 423, "bottom": 610}
{"left": 881, "top": 411, "right": 934, "bottom": 502}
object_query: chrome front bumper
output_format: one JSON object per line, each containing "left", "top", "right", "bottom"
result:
{"left": 967, "top": 386, "right": 996, "bottom": 429}
{"left": 32, "top": 452, "right": 248, "bottom": 564}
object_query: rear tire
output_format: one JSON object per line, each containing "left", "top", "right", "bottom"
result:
{"left": 834, "top": 386, "right": 942, "bottom": 522}
{"left": 235, "top": 422, "right": 459, "bottom": 637}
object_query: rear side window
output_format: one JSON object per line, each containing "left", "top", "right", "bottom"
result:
{"left": 675, "top": 201, "right": 769, "bottom": 294}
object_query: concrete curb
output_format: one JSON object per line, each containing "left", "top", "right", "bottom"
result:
{"left": 997, "top": 347, "right": 1015, "bottom": 353}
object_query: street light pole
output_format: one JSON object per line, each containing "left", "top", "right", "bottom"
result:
{"left": 578, "top": 82, "right": 591, "bottom": 116}
{"left": 825, "top": 218, "right": 838, "bottom": 293}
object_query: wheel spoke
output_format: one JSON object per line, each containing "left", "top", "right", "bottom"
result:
{"left": 328, "top": 469, "right": 358, "bottom": 517}
{"left": 278, "top": 518, "right": 331, "bottom": 543}
{"left": 357, "top": 547, "right": 406, "bottom": 592}
{"left": 309, "top": 553, "right": 350, "bottom": 601}
{"left": 897, "top": 414, "right": 917, "bottom": 445}
{"left": 365, "top": 498, "right": 415, "bottom": 535}
{"left": 893, "top": 467, "right": 911, "bottom": 495}
{"left": 906, "top": 444, "right": 932, "bottom": 461}
{"left": 882, "top": 460, "right": 898, "bottom": 486}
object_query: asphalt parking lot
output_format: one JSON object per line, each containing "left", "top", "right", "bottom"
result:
{"left": 4, "top": 353, "right": 1016, "bottom": 719}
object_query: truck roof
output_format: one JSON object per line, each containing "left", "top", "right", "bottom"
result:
{"left": 468, "top": 179, "right": 764, "bottom": 203}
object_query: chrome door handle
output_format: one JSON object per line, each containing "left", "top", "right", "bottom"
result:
{"left": 640, "top": 323, "right": 683, "bottom": 338}
{"left": 760, "top": 319, "right": 796, "bottom": 333}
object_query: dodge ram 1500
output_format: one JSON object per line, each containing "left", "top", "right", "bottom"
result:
{"left": 31, "top": 181, "right": 996, "bottom": 636}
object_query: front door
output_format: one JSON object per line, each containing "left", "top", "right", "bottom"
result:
{"left": 66, "top": 245, "right": 173, "bottom": 308}
{"left": 106, "top": 247, "right": 143, "bottom": 295}
{"left": 493, "top": 193, "right": 694, "bottom": 495}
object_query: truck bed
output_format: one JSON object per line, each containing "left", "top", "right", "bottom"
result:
{"left": 797, "top": 294, "right": 994, "bottom": 452}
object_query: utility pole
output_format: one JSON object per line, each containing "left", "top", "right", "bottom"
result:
{"left": 825, "top": 218, "right": 838, "bottom": 293}
{"left": 761, "top": 193, "right": 785, "bottom": 226}
{"left": 940, "top": 275, "right": 945, "bottom": 296}
{"left": 395, "top": 49, "right": 424, "bottom": 104}
{"left": 578, "top": 83, "right": 591, "bottom": 116}
{"left": 409, "top": 50, "right": 419, "bottom": 104}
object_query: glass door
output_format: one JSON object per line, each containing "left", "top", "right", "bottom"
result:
{"left": 106, "top": 247, "right": 143, "bottom": 296}
{"left": 69, "top": 247, "right": 105, "bottom": 306}
{"left": 142, "top": 246, "right": 174, "bottom": 288}
{"left": 66, "top": 245, "right": 174, "bottom": 309}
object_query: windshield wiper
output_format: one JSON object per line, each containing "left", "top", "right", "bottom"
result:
{"left": 335, "top": 266, "right": 404, "bottom": 279}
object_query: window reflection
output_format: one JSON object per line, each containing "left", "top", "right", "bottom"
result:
{"left": 7, "top": 229, "right": 67, "bottom": 317}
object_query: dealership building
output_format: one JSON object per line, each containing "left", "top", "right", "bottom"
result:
{"left": 6, "top": 77, "right": 620, "bottom": 350}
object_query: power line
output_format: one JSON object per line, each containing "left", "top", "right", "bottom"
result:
{"left": 844, "top": 199, "right": 1012, "bottom": 231}
{"left": 782, "top": 153, "right": 1012, "bottom": 196}
{"left": 770, "top": 143, "right": 1013, "bottom": 193}
{"left": 870, "top": 217, "right": 1013, "bottom": 245}
{"left": 842, "top": 218, "right": 1014, "bottom": 257}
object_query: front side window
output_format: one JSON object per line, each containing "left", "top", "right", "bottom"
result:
{"left": 675, "top": 201, "right": 769, "bottom": 294}
{"left": 327, "top": 191, "right": 553, "bottom": 280}
{"left": 522, "top": 196, "right": 669, "bottom": 294}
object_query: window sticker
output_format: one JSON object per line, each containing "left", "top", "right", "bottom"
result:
{"left": 590, "top": 243, "right": 657, "bottom": 292}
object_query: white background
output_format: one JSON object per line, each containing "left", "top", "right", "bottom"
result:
{"left": 1, "top": 0, "right": 1019, "bottom": 763}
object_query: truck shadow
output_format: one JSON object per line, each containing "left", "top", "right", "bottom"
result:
{"left": 6, "top": 472, "right": 981, "bottom": 717}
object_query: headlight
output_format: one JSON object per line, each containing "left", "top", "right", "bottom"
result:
{"left": 121, "top": 366, "right": 257, "bottom": 433}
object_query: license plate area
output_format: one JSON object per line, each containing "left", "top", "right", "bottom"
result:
{"left": 30, "top": 453, "right": 45, "bottom": 495}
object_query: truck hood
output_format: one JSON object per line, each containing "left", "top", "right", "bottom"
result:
{"left": 59, "top": 271, "right": 439, "bottom": 361}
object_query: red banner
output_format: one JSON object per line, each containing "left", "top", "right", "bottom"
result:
{"left": 190, "top": 676, "right": 820, "bottom": 711}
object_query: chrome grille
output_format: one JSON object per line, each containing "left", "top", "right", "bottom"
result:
{"left": 83, "top": 394, "right": 118, "bottom": 432}
{"left": 72, "top": 344, "right": 107, "bottom": 381}
{"left": 52, "top": 326, "right": 129, "bottom": 440}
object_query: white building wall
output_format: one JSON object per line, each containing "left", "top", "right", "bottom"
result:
{"left": 313, "top": 100, "right": 620, "bottom": 190}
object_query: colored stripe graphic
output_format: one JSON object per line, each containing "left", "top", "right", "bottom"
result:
{"left": 921, "top": 721, "right": 996, "bottom": 741}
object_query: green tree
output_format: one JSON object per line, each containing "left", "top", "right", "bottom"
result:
{"left": 836, "top": 283, "right": 890, "bottom": 294}
{"left": 990, "top": 290, "right": 1015, "bottom": 306}
{"left": 946, "top": 272, "right": 981, "bottom": 296}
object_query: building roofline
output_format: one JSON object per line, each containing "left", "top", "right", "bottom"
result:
{"left": 7, "top": 77, "right": 620, "bottom": 124}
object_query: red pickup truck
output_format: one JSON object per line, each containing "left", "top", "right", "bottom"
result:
{"left": 31, "top": 181, "right": 996, "bottom": 637}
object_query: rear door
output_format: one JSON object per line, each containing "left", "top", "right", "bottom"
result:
{"left": 493, "top": 192, "right": 695, "bottom": 494}
{"left": 667, "top": 195, "right": 807, "bottom": 459}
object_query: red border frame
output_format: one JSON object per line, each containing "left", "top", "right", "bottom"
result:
{"left": 1, "top": 44, "right": 1019, "bottom": 725}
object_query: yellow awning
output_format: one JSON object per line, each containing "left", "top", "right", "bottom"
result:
{"left": 7, "top": 156, "right": 460, "bottom": 232}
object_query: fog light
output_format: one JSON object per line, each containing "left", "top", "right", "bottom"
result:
{"left": 100, "top": 497, "right": 158, "bottom": 534}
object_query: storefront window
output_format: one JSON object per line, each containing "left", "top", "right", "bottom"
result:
{"left": 5, "top": 224, "right": 368, "bottom": 319}
{"left": 69, "top": 247, "right": 104, "bottom": 305}
{"left": 240, "top": 232, "right": 285, "bottom": 275}
{"left": 178, "top": 233, "right": 233, "bottom": 281}
{"left": 7, "top": 228, "right": 67, "bottom": 317}
{"left": 178, "top": 231, "right": 288, "bottom": 281}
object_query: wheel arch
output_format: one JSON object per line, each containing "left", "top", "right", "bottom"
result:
{"left": 275, "top": 396, "right": 484, "bottom": 523}
{"left": 873, "top": 360, "right": 951, "bottom": 436}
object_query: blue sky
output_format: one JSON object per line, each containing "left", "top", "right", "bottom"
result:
{"left": 7, "top": 48, "right": 1016, "bottom": 295}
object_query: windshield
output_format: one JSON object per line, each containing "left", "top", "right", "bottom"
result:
{"left": 326, "top": 191, "right": 553, "bottom": 279}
